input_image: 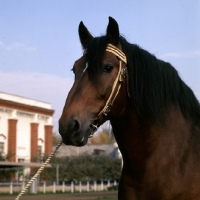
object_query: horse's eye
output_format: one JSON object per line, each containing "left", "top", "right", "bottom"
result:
{"left": 103, "top": 64, "right": 113, "bottom": 73}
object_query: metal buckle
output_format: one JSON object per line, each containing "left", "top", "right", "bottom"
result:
{"left": 104, "top": 105, "right": 111, "bottom": 116}
{"left": 89, "top": 124, "right": 98, "bottom": 138}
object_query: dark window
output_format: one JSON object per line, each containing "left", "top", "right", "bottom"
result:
{"left": 0, "top": 142, "right": 4, "bottom": 153}
{"left": 38, "top": 145, "right": 42, "bottom": 161}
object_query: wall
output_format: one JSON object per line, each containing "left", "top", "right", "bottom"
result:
{"left": 0, "top": 92, "right": 54, "bottom": 178}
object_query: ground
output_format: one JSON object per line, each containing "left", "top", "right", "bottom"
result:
{"left": 1, "top": 191, "right": 117, "bottom": 200}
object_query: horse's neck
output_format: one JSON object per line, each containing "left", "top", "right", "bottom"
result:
{"left": 110, "top": 105, "right": 197, "bottom": 178}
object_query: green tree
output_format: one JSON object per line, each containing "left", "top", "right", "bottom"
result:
{"left": 35, "top": 154, "right": 121, "bottom": 182}
{"left": 91, "top": 127, "right": 115, "bottom": 144}
{"left": 63, "top": 155, "right": 103, "bottom": 181}
{"left": 0, "top": 152, "right": 16, "bottom": 180}
{"left": 94, "top": 156, "right": 121, "bottom": 180}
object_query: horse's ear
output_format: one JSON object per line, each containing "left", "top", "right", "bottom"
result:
{"left": 106, "top": 17, "right": 119, "bottom": 46}
{"left": 78, "top": 21, "right": 93, "bottom": 49}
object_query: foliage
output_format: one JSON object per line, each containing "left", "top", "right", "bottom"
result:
{"left": 61, "top": 155, "right": 103, "bottom": 181}
{"left": 94, "top": 156, "right": 121, "bottom": 180}
{"left": 0, "top": 152, "right": 16, "bottom": 180}
{"left": 91, "top": 127, "right": 115, "bottom": 144}
{"left": 0, "top": 152, "right": 14, "bottom": 161}
{"left": 31, "top": 154, "right": 121, "bottom": 182}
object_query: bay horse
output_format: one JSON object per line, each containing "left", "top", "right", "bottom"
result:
{"left": 59, "top": 17, "right": 200, "bottom": 199}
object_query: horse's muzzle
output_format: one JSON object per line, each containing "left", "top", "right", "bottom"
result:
{"left": 58, "top": 119, "right": 90, "bottom": 146}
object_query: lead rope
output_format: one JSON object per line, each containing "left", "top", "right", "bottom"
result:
{"left": 15, "top": 140, "right": 63, "bottom": 200}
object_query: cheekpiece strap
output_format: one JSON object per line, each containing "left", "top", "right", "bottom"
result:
{"left": 89, "top": 43, "right": 129, "bottom": 137}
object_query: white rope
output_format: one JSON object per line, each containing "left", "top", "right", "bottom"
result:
{"left": 15, "top": 140, "right": 63, "bottom": 200}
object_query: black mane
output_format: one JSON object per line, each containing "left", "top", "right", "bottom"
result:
{"left": 86, "top": 36, "right": 107, "bottom": 80}
{"left": 86, "top": 36, "right": 200, "bottom": 124}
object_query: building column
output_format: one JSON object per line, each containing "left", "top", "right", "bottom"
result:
{"left": 7, "top": 119, "right": 17, "bottom": 162}
{"left": 30, "top": 123, "right": 38, "bottom": 162}
{"left": 44, "top": 125, "right": 53, "bottom": 156}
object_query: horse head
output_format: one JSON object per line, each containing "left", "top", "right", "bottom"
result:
{"left": 59, "top": 17, "right": 128, "bottom": 146}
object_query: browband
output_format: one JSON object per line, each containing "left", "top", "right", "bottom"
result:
{"left": 106, "top": 44, "right": 127, "bottom": 64}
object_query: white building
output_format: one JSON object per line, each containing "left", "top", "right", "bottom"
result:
{"left": 0, "top": 92, "right": 54, "bottom": 167}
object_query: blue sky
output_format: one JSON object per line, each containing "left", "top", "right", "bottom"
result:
{"left": 0, "top": 0, "right": 199, "bottom": 132}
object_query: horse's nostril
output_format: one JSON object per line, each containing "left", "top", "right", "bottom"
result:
{"left": 59, "top": 118, "right": 80, "bottom": 138}
{"left": 73, "top": 119, "right": 80, "bottom": 133}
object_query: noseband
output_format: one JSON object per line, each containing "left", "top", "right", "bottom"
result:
{"left": 89, "top": 43, "right": 128, "bottom": 137}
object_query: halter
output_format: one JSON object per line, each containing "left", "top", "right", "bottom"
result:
{"left": 89, "top": 43, "right": 128, "bottom": 137}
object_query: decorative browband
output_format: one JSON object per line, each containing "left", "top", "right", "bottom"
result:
{"left": 106, "top": 43, "right": 127, "bottom": 64}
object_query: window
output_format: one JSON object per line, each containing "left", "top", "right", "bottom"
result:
{"left": 38, "top": 145, "right": 42, "bottom": 161}
{"left": 18, "top": 158, "right": 25, "bottom": 163}
{"left": 0, "top": 142, "right": 4, "bottom": 154}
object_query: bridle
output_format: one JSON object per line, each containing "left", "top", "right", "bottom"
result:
{"left": 89, "top": 43, "right": 129, "bottom": 137}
